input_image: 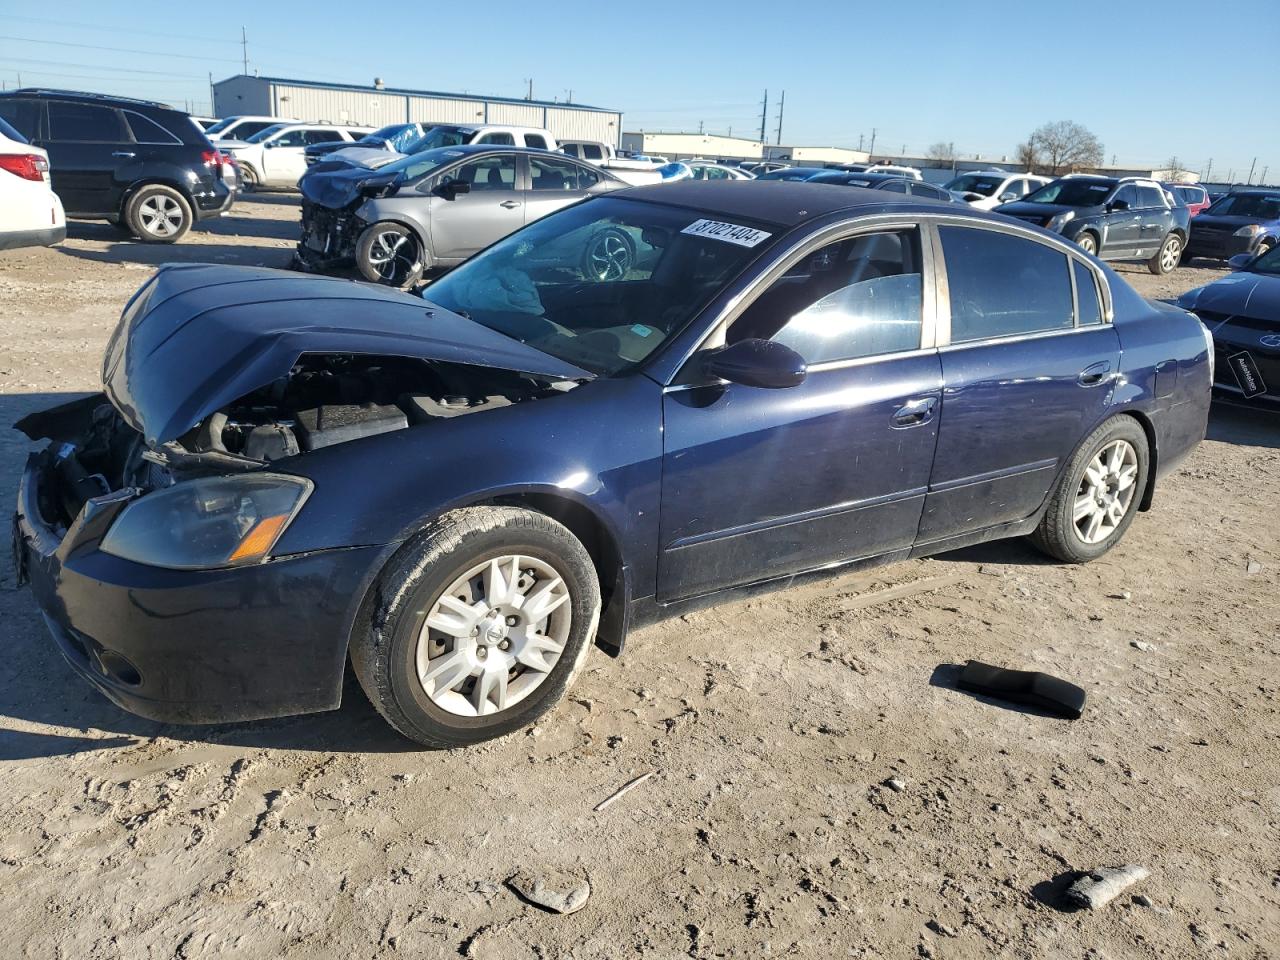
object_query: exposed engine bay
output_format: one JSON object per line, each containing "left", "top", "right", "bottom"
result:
{"left": 19, "top": 353, "right": 573, "bottom": 531}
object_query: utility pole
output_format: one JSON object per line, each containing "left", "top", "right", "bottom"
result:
{"left": 208, "top": 72, "right": 215, "bottom": 116}
{"left": 868, "top": 127, "right": 877, "bottom": 157}
{"left": 774, "top": 90, "right": 785, "bottom": 145}
{"left": 759, "top": 89, "right": 768, "bottom": 143}
{"left": 698, "top": 120, "right": 704, "bottom": 135}
{"left": 1260, "top": 166, "right": 1269, "bottom": 185}
{"left": 1204, "top": 158, "right": 1213, "bottom": 182}
{"left": 858, "top": 133, "right": 864, "bottom": 151}
{"left": 241, "top": 27, "right": 248, "bottom": 74}
{"left": 1247, "top": 156, "right": 1257, "bottom": 185}
{"left": 524, "top": 79, "right": 533, "bottom": 101}
{"left": 564, "top": 89, "right": 573, "bottom": 103}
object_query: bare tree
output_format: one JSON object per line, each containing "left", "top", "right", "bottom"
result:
{"left": 1164, "top": 156, "right": 1187, "bottom": 180}
{"left": 1015, "top": 140, "right": 1042, "bottom": 173}
{"left": 926, "top": 141, "right": 956, "bottom": 164}
{"left": 1024, "top": 121, "right": 1104, "bottom": 175}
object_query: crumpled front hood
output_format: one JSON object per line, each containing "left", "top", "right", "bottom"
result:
{"left": 103, "top": 265, "right": 593, "bottom": 445}
{"left": 327, "top": 146, "right": 408, "bottom": 169}
{"left": 298, "top": 165, "right": 399, "bottom": 209}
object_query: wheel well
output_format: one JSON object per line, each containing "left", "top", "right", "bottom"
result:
{"left": 1115, "top": 410, "right": 1159, "bottom": 511}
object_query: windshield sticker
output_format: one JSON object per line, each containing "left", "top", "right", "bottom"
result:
{"left": 630, "top": 324, "right": 654, "bottom": 338}
{"left": 681, "top": 219, "right": 772, "bottom": 247}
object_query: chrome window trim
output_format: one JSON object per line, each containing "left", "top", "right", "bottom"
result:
{"left": 921, "top": 214, "right": 1114, "bottom": 350}
{"left": 672, "top": 215, "right": 939, "bottom": 383}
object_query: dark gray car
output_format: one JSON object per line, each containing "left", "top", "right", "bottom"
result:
{"left": 297, "top": 145, "right": 626, "bottom": 286}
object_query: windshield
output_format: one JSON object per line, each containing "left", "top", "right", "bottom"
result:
{"left": 403, "top": 125, "right": 472, "bottom": 155}
{"left": 421, "top": 197, "right": 777, "bottom": 376}
{"left": 1249, "top": 244, "right": 1280, "bottom": 274}
{"left": 757, "top": 168, "right": 822, "bottom": 181}
{"left": 245, "top": 123, "right": 288, "bottom": 144}
{"left": 202, "top": 117, "right": 237, "bottom": 136}
{"left": 377, "top": 146, "right": 467, "bottom": 182}
{"left": 1023, "top": 179, "right": 1116, "bottom": 206}
{"left": 1205, "top": 193, "right": 1280, "bottom": 219}
{"left": 945, "top": 174, "right": 1002, "bottom": 196}
{"left": 359, "top": 123, "right": 405, "bottom": 144}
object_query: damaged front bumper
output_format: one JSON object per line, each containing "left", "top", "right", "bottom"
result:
{"left": 12, "top": 416, "right": 381, "bottom": 725}
{"left": 295, "top": 200, "right": 365, "bottom": 270}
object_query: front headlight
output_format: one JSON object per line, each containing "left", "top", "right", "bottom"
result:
{"left": 1233, "top": 224, "right": 1263, "bottom": 237}
{"left": 101, "top": 474, "right": 312, "bottom": 570}
{"left": 1046, "top": 211, "right": 1076, "bottom": 232}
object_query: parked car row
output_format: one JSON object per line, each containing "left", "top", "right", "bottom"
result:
{"left": 0, "top": 115, "right": 65, "bottom": 251}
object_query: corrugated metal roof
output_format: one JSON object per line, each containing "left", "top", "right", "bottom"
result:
{"left": 216, "top": 75, "right": 618, "bottom": 114}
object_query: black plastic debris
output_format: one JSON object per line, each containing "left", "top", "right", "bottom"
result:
{"left": 957, "top": 660, "right": 1086, "bottom": 719}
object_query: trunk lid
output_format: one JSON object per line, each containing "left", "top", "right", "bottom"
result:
{"left": 103, "top": 264, "right": 592, "bottom": 445}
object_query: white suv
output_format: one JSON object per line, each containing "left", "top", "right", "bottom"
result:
{"left": 945, "top": 171, "right": 1051, "bottom": 210}
{"left": 222, "top": 122, "right": 373, "bottom": 189}
{"left": 0, "top": 116, "right": 65, "bottom": 251}
{"left": 203, "top": 115, "right": 297, "bottom": 143}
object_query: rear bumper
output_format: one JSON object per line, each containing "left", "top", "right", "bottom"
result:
{"left": 14, "top": 449, "right": 381, "bottom": 724}
{"left": 0, "top": 224, "right": 66, "bottom": 251}
{"left": 193, "top": 179, "right": 236, "bottom": 220}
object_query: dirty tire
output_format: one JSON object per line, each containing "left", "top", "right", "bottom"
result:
{"left": 124, "top": 184, "right": 192, "bottom": 243}
{"left": 351, "top": 507, "right": 600, "bottom": 749}
{"left": 1075, "top": 232, "right": 1098, "bottom": 256}
{"left": 240, "top": 165, "right": 259, "bottom": 191}
{"left": 1148, "top": 233, "right": 1181, "bottom": 275}
{"left": 1030, "top": 416, "right": 1150, "bottom": 564}
{"left": 355, "top": 221, "right": 425, "bottom": 288}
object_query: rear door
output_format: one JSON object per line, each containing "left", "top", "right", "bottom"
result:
{"left": 40, "top": 100, "right": 131, "bottom": 215}
{"left": 523, "top": 154, "right": 600, "bottom": 225}
{"left": 1136, "top": 184, "right": 1173, "bottom": 255}
{"left": 428, "top": 153, "right": 522, "bottom": 261}
{"left": 916, "top": 222, "right": 1119, "bottom": 546}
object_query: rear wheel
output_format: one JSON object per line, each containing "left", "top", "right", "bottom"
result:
{"left": 1148, "top": 233, "right": 1182, "bottom": 275}
{"left": 1075, "top": 232, "right": 1098, "bottom": 256}
{"left": 1030, "top": 417, "right": 1149, "bottom": 563}
{"left": 124, "top": 185, "right": 192, "bottom": 243}
{"left": 356, "top": 221, "right": 425, "bottom": 287}
{"left": 350, "top": 507, "right": 601, "bottom": 748}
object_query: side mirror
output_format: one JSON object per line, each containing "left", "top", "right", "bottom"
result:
{"left": 998, "top": 191, "right": 1017, "bottom": 202}
{"left": 1227, "top": 253, "right": 1254, "bottom": 271}
{"left": 703, "top": 338, "right": 806, "bottom": 389}
{"left": 1109, "top": 199, "right": 1129, "bottom": 211}
{"left": 437, "top": 179, "right": 471, "bottom": 200}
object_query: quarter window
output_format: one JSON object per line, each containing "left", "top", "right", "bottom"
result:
{"left": 939, "top": 226, "right": 1074, "bottom": 342}
{"left": 269, "top": 129, "right": 308, "bottom": 147}
{"left": 1073, "top": 260, "right": 1103, "bottom": 325}
{"left": 124, "top": 111, "right": 180, "bottom": 145}
{"left": 47, "top": 102, "right": 126, "bottom": 142}
{"left": 530, "top": 155, "right": 597, "bottom": 191}
{"left": 731, "top": 229, "right": 924, "bottom": 364}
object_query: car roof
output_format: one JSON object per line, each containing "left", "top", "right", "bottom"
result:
{"left": 2, "top": 87, "right": 175, "bottom": 110}
{"left": 614, "top": 179, "right": 982, "bottom": 227}
{"left": 813, "top": 171, "right": 905, "bottom": 184}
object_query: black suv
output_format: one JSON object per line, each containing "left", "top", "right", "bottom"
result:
{"left": 0, "top": 89, "right": 237, "bottom": 243}
{"left": 996, "top": 176, "right": 1191, "bottom": 275}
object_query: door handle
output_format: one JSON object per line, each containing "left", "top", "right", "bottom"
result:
{"left": 1077, "top": 361, "right": 1111, "bottom": 386}
{"left": 111, "top": 151, "right": 136, "bottom": 158}
{"left": 500, "top": 200, "right": 521, "bottom": 209}
{"left": 891, "top": 396, "right": 937, "bottom": 427}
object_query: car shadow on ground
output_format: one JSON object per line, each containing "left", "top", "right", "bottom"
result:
{"left": 55, "top": 231, "right": 297, "bottom": 270}
{"left": 1207, "top": 403, "right": 1279, "bottom": 449}
{"left": 0, "top": 391, "right": 421, "bottom": 760}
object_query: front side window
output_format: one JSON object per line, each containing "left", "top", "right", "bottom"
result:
{"left": 422, "top": 197, "right": 771, "bottom": 376}
{"left": 47, "top": 102, "right": 126, "bottom": 142}
{"left": 530, "top": 155, "right": 597, "bottom": 191}
{"left": 730, "top": 230, "right": 923, "bottom": 364}
{"left": 441, "top": 155, "right": 516, "bottom": 191}
{"left": 940, "top": 226, "right": 1074, "bottom": 342}
{"left": 1111, "top": 185, "right": 1139, "bottom": 209}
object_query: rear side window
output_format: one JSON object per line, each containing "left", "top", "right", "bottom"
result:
{"left": 0, "top": 99, "right": 41, "bottom": 139}
{"left": 1073, "top": 260, "right": 1103, "bottom": 325}
{"left": 124, "top": 111, "right": 180, "bottom": 145}
{"left": 530, "top": 155, "right": 599, "bottom": 191}
{"left": 940, "top": 226, "right": 1074, "bottom": 342}
{"left": 879, "top": 180, "right": 908, "bottom": 193}
{"left": 582, "top": 143, "right": 603, "bottom": 160}
{"left": 732, "top": 229, "right": 924, "bottom": 364}
{"left": 1137, "top": 185, "right": 1166, "bottom": 208}
{"left": 524, "top": 134, "right": 548, "bottom": 150}
{"left": 47, "top": 102, "right": 127, "bottom": 142}
{"left": 477, "top": 132, "right": 515, "bottom": 145}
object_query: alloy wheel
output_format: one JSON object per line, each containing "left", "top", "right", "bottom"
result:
{"left": 585, "top": 232, "right": 632, "bottom": 281}
{"left": 1073, "top": 439, "right": 1139, "bottom": 545}
{"left": 1077, "top": 234, "right": 1097, "bottom": 255}
{"left": 366, "top": 229, "right": 419, "bottom": 284}
{"left": 1160, "top": 236, "right": 1182, "bottom": 273}
{"left": 415, "top": 555, "right": 572, "bottom": 718}
{"left": 138, "top": 195, "right": 185, "bottom": 238}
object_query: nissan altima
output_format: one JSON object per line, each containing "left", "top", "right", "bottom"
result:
{"left": 13, "top": 181, "right": 1213, "bottom": 747}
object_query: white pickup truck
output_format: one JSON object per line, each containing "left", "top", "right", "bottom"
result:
{"left": 559, "top": 141, "right": 664, "bottom": 185}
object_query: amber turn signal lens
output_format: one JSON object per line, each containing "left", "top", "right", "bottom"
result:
{"left": 226, "top": 514, "right": 290, "bottom": 564}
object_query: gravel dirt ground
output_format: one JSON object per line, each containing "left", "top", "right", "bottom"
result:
{"left": 0, "top": 196, "right": 1277, "bottom": 959}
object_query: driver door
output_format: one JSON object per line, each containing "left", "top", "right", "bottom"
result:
{"left": 657, "top": 225, "right": 943, "bottom": 602}
{"left": 428, "top": 154, "right": 522, "bottom": 262}
{"left": 260, "top": 127, "right": 309, "bottom": 183}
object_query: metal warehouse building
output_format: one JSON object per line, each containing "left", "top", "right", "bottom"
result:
{"left": 212, "top": 75, "right": 622, "bottom": 146}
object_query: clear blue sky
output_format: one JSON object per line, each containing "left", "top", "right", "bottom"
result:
{"left": 2, "top": 0, "right": 1276, "bottom": 182}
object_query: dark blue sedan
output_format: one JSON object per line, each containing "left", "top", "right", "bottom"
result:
{"left": 14, "top": 181, "right": 1213, "bottom": 747}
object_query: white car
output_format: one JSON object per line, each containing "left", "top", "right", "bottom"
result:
{"left": 203, "top": 115, "right": 297, "bottom": 143}
{"left": 0, "top": 117, "right": 65, "bottom": 251}
{"left": 840, "top": 163, "right": 924, "bottom": 180}
{"left": 944, "top": 171, "right": 1051, "bottom": 210}
{"left": 220, "top": 122, "right": 374, "bottom": 189}
{"left": 685, "top": 159, "right": 754, "bottom": 180}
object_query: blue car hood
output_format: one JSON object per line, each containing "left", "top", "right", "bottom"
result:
{"left": 298, "top": 165, "right": 399, "bottom": 209}
{"left": 103, "top": 264, "right": 592, "bottom": 445}
{"left": 1184, "top": 272, "right": 1280, "bottom": 327}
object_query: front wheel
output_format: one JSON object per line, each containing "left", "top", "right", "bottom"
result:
{"left": 1030, "top": 417, "right": 1149, "bottom": 563}
{"left": 1148, "top": 233, "right": 1182, "bottom": 275}
{"left": 356, "top": 221, "right": 425, "bottom": 287}
{"left": 1075, "top": 232, "right": 1098, "bottom": 256}
{"left": 351, "top": 507, "right": 601, "bottom": 748}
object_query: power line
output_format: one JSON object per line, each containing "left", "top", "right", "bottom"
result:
{"left": 2, "top": 15, "right": 243, "bottom": 46}
{"left": 0, "top": 35, "right": 242, "bottom": 64}
{"left": 2, "top": 56, "right": 209, "bottom": 79}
